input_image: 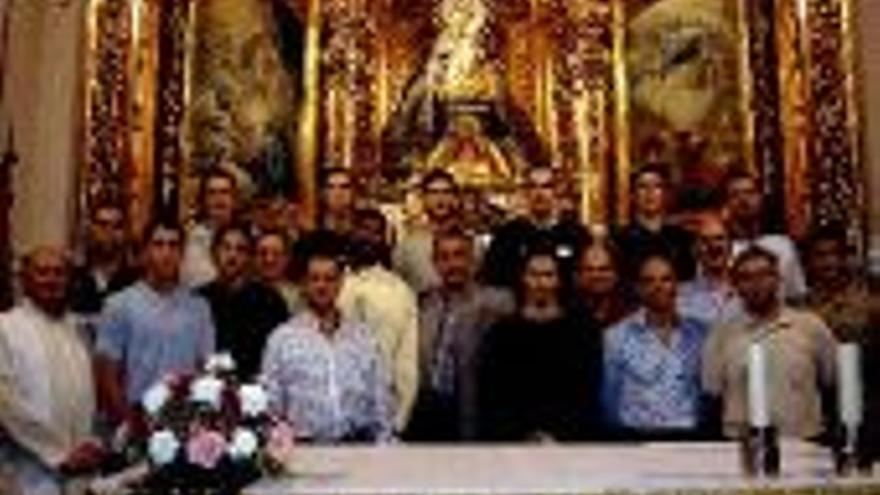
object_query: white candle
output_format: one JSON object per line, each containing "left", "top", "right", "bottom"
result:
{"left": 837, "top": 343, "right": 864, "bottom": 427}
{"left": 748, "top": 341, "right": 771, "bottom": 428}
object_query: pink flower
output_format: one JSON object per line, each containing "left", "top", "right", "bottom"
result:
{"left": 186, "top": 429, "right": 227, "bottom": 469}
{"left": 265, "top": 421, "right": 296, "bottom": 464}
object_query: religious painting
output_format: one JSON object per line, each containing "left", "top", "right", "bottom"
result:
{"left": 188, "top": 0, "right": 304, "bottom": 202}
{"left": 623, "top": 0, "right": 749, "bottom": 210}
{"left": 378, "top": 0, "right": 545, "bottom": 217}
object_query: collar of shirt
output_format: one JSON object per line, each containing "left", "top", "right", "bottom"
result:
{"left": 626, "top": 308, "right": 703, "bottom": 341}
{"left": 136, "top": 280, "right": 187, "bottom": 305}
{"left": 297, "top": 310, "right": 361, "bottom": 343}
{"left": 20, "top": 299, "right": 73, "bottom": 326}
{"left": 741, "top": 307, "right": 796, "bottom": 339}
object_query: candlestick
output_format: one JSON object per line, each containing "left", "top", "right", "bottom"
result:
{"left": 747, "top": 341, "right": 771, "bottom": 428}
{"left": 837, "top": 343, "right": 863, "bottom": 427}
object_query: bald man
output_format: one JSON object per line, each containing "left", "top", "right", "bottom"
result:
{"left": 0, "top": 246, "right": 102, "bottom": 495}
{"left": 677, "top": 215, "right": 743, "bottom": 327}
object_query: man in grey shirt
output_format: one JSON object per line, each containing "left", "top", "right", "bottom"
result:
{"left": 407, "top": 228, "right": 513, "bottom": 441}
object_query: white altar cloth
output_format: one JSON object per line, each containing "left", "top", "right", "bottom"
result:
{"left": 245, "top": 442, "right": 879, "bottom": 495}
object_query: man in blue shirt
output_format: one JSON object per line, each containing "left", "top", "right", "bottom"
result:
{"left": 95, "top": 218, "right": 216, "bottom": 426}
{"left": 603, "top": 251, "right": 710, "bottom": 439}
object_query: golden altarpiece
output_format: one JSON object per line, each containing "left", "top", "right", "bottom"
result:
{"left": 80, "top": 0, "right": 864, "bottom": 243}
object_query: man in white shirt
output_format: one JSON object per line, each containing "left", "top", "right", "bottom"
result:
{"left": 181, "top": 168, "right": 239, "bottom": 286}
{"left": 0, "top": 246, "right": 102, "bottom": 495}
{"left": 338, "top": 208, "right": 419, "bottom": 432}
{"left": 678, "top": 214, "right": 743, "bottom": 326}
{"left": 262, "top": 250, "right": 393, "bottom": 443}
{"left": 394, "top": 169, "right": 462, "bottom": 293}
{"left": 724, "top": 171, "right": 807, "bottom": 302}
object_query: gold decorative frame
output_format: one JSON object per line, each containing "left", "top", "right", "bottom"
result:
{"left": 81, "top": 0, "right": 864, "bottom": 242}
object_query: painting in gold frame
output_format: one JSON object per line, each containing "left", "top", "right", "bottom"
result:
{"left": 616, "top": 0, "right": 752, "bottom": 215}
{"left": 186, "top": 0, "right": 307, "bottom": 213}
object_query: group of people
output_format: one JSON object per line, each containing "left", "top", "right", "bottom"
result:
{"left": 2, "top": 162, "right": 880, "bottom": 494}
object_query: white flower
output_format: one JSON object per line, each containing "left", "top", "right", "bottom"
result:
{"left": 205, "top": 353, "right": 236, "bottom": 374}
{"left": 190, "top": 375, "right": 224, "bottom": 409}
{"left": 141, "top": 382, "right": 171, "bottom": 416}
{"left": 148, "top": 430, "right": 179, "bottom": 466}
{"left": 227, "top": 428, "right": 259, "bottom": 459}
{"left": 238, "top": 384, "right": 268, "bottom": 417}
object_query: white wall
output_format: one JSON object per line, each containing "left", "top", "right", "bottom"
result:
{"left": 2, "top": 0, "right": 84, "bottom": 256}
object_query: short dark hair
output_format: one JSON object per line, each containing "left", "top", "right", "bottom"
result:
{"left": 211, "top": 223, "right": 253, "bottom": 252}
{"left": 578, "top": 238, "right": 624, "bottom": 274}
{"left": 629, "top": 163, "right": 670, "bottom": 188}
{"left": 635, "top": 249, "right": 677, "bottom": 280}
{"left": 353, "top": 207, "right": 387, "bottom": 232}
{"left": 255, "top": 228, "right": 290, "bottom": 249}
{"left": 141, "top": 216, "right": 184, "bottom": 247}
{"left": 302, "top": 248, "right": 344, "bottom": 273}
{"left": 731, "top": 244, "right": 779, "bottom": 274}
{"left": 421, "top": 168, "right": 459, "bottom": 193}
{"left": 803, "top": 222, "right": 850, "bottom": 256}
{"left": 432, "top": 227, "right": 473, "bottom": 253}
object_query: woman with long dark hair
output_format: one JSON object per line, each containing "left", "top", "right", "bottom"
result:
{"left": 477, "top": 244, "right": 602, "bottom": 441}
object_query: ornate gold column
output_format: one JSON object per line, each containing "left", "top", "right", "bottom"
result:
{"left": 83, "top": 0, "right": 134, "bottom": 226}
{"left": 297, "top": 0, "right": 322, "bottom": 226}
{"left": 562, "top": 0, "right": 615, "bottom": 225}
{"left": 800, "top": 0, "right": 863, "bottom": 245}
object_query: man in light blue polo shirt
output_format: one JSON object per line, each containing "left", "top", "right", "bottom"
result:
{"left": 95, "top": 218, "right": 215, "bottom": 425}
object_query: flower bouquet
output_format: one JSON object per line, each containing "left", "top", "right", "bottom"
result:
{"left": 121, "top": 354, "right": 295, "bottom": 495}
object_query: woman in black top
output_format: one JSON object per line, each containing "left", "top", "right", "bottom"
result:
{"left": 478, "top": 244, "right": 602, "bottom": 441}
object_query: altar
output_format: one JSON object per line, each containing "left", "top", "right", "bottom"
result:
{"left": 245, "top": 443, "right": 879, "bottom": 495}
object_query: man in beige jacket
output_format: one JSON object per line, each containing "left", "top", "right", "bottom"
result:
{"left": 0, "top": 246, "right": 102, "bottom": 495}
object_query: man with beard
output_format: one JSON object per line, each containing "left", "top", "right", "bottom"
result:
{"left": 408, "top": 229, "right": 513, "bottom": 441}
{"left": 702, "top": 246, "right": 836, "bottom": 439}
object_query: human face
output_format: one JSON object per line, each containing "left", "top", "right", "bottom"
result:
{"left": 733, "top": 256, "right": 780, "bottom": 315}
{"left": 522, "top": 254, "right": 560, "bottom": 307}
{"left": 204, "top": 176, "right": 236, "bottom": 227}
{"left": 807, "top": 238, "right": 847, "bottom": 287}
{"left": 637, "top": 257, "right": 677, "bottom": 315}
{"left": 143, "top": 227, "right": 183, "bottom": 287}
{"left": 323, "top": 172, "right": 353, "bottom": 216}
{"left": 632, "top": 171, "right": 666, "bottom": 218}
{"left": 524, "top": 168, "right": 557, "bottom": 221}
{"left": 22, "top": 247, "right": 69, "bottom": 316}
{"left": 577, "top": 246, "right": 618, "bottom": 297}
{"left": 725, "top": 177, "right": 762, "bottom": 223}
{"left": 255, "top": 234, "right": 289, "bottom": 283}
{"left": 90, "top": 207, "right": 125, "bottom": 255}
{"left": 695, "top": 217, "right": 731, "bottom": 275}
{"left": 214, "top": 230, "right": 251, "bottom": 285}
{"left": 423, "top": 178, "right": 458, "bottom": 223}
{"left": 304, "top": 257, "right": 342, "bottom": 314}
{"left": 433, "top": 236, "right": 474, "bottom": 289}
